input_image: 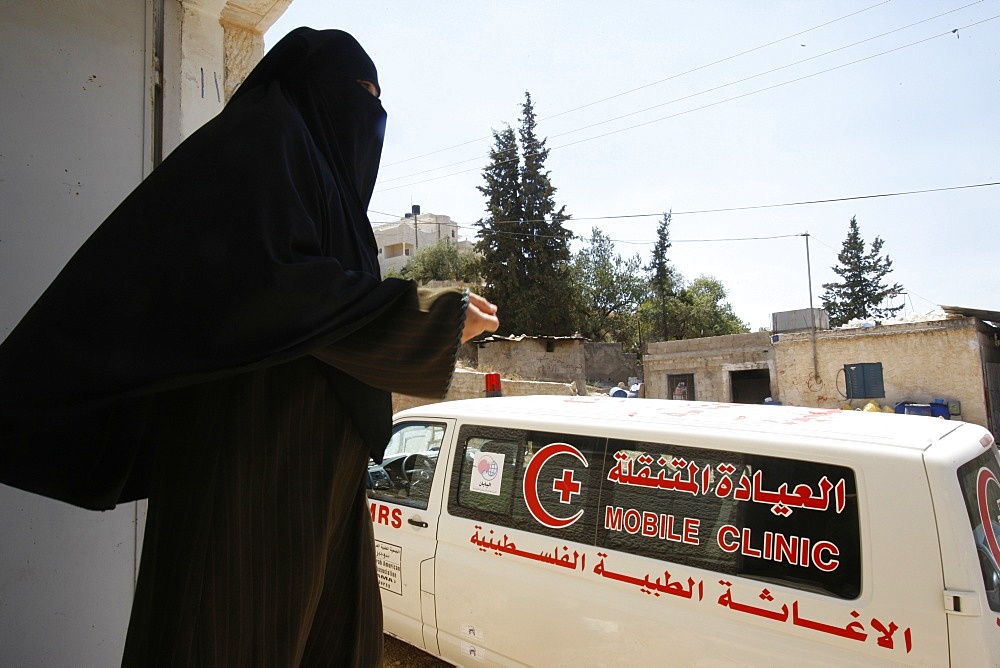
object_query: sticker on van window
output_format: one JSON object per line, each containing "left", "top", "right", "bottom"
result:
{"left": 470, "top": 451, "right": 506, "bottom": 496}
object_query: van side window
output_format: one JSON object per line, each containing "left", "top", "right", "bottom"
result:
{"left": 599, "top": 440, "right": 861, "bottom": 599}
{"left": 449, "top": 426, "right": 606, "bottom": 545}
{"left": 957, "top": 448, "right": 1000, "bottom": 612}
{"left": 367, "top": 421, "right": 447, "bottom": 510}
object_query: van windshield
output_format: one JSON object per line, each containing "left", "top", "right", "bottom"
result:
{"left": 957, "top": 445, "right": 1000, "bottom": 612}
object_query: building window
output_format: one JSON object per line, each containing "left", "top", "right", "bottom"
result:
{"left": 843, "top": 362, "right": 884, "bottom": 399}
{"left": 668, "top": 374, "right": 694, "bottom": 400}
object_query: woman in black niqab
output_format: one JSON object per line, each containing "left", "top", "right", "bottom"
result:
{"left": 0, "top": 28, "right": 496, "bottom": 665}
{"left": 1, "top": 28, "right": 417, "bottom": 507}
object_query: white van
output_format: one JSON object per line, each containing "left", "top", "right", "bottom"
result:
{"left": 367, "top": 395, "right": 1000, "bottom": 666}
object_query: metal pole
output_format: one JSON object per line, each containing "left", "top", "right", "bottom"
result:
{"left": 805, "top": 233, "right": 819, "bottom": 381}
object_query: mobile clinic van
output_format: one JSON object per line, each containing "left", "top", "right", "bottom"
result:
{"left": 366, "top": 395, "right": 1000, "bottom": 666}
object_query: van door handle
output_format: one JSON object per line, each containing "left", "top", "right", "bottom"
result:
{"left": 408, "top": 518, "right": 429, "bottom": 528}
{"left": 944, "top": 589, "right": 981, "bottom": 616}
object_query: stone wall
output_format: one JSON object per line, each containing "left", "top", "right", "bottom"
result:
{"left": 392, "top": 368, "right": 576, "bottom": 413}
{"left": 476, "top": 337, "right": 587, "bottom": 390}
{"left": 772, "top": 316, "right": 989, "bottom": 426}
{"left": 640, "top": 317, "right": 997, "bottom": 431}
{"left": 584, "top": 341, "right": 640, "bottom": 385}
{"left": 643, "top": 332, "right": 773, "bottom": 401}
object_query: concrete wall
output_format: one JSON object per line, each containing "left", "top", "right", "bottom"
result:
{"left": 772, "top": 316, "right": 990, "bottom": 426}
{"left": 0, "top": 1, "right": 289, "bottom": 664}
{"left": 644, "top": 332, "right": 774, "bottom": 402}
{"left": 584, "top": 341, "right": 639, "bottom": 385}
{"left": 393, "top": 369, "right": 576, "bottom": 413}
{"left": 477, "top": 337, "right": 588, "bottom": 391}
{"left": 641, "top": 317, "right": 996, "bottom": 432}
{"left": 0, "top": 4, "right": 152, "bottom": 664}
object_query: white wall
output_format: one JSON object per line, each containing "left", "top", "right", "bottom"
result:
{"left": 0, "top": 1, "right": 288, "bottom": 661}
{"left": 0, "top": 2, "right": 151, "bottom": 664}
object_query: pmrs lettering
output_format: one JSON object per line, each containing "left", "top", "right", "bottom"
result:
{"left": 370, "top": 501, "right": 402, "bottom": 529}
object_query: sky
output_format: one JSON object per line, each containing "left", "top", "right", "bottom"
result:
{"left": 265, "top": 1, "right": 999, "bottom": 331}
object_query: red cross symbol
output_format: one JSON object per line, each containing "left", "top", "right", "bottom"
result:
{"left": 552, "top": 469, "right": 581, "bottom": 504}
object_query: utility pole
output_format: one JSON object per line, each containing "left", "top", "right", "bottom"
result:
{"left": 411, "top": 204, "right": 420, "bottom": 252}
{"left": 804, "top": 232, "right": 819, "bottom": 382}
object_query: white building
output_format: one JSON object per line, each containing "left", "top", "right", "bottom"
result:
{"left": 374, "top": 205, "right": 473, "bottom": 275}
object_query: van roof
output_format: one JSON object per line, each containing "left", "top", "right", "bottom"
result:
{"left": 396, "top": 395, "right": 968, "bottom": 451}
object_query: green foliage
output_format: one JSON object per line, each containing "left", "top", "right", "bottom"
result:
{"left": 400, "top": 240, "right": 480, "bottom": 284}
{"left": 572, "top": 228, "right": 646, "bottom": 347}
{"left": 820, "top": 216, "right": 904, "bottom": 326}
{"left": 639, "top": 275, "right": 749, "bottom": 342}
{"left": 475, "top": 91, "right": 576, "bottom": 335}
{"left": 473, "top": 95, "right": 749, "bottom": 343}
{"left": 679, "top": 276, "right": 750, "bottom": 337}
{"left": 645, "top": 212, "right": 681, "bottom": 341}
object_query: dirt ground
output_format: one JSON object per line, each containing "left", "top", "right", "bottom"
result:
{"left": 382, "top": 634, "right": 451, "bottom": 667}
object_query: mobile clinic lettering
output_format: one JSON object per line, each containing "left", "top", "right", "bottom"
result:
{"left": 464, "top": 441, "right": 912, "bottom": 655}
{"left": 606, "top": 451, "right": 846, "bottom": 571}
{"left": 470, "top": 451, "right": 505, "bottom": 496}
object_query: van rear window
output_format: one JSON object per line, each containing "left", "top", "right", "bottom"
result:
{"left": 957, "top": 447, "right": 1000, "bottom": 612}
{"left": 449, "top": 425, "right": 861, "bottom": 599}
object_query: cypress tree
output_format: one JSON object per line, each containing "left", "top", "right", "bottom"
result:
{"left": 476, "top": 92, "right": 575, "bottom": 335}
{"left": 646, "top": 212, "right": 680, "bottom": 340}
{"left": 820, "top": 216, "right": 904, "bottom": 326}
{"left": 475, "top": 125, "right": 522, "bottom": 322}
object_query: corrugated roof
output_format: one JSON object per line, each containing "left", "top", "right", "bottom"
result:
{"left": 941, "top": 305, "right": 1000, "bottom": 326}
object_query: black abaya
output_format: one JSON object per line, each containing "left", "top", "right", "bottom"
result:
{"left": 0, "top": 28, "right": 434, "bottom": 510}
{"left": 0, "top": 28, "right": 466, "bottom": 665}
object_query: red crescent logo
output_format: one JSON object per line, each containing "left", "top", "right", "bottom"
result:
{"left": 522, "top": 442, "right": 588, "bottom": 529}
{"left": 977, "top": 467, "right": 1000, "bottom": 567}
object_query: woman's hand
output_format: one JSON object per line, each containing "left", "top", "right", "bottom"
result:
{"left": 462, "top": 293, "right": 499, "bottom": 343}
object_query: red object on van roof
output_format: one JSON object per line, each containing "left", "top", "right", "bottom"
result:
{"left": 485, "top": 372, "right": 502, "bottom": 397}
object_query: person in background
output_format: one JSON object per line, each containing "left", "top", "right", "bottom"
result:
{"left": 0, "top": 27, "right": 497, "bottom": 666}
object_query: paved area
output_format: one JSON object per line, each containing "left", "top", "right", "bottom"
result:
{"left": 382, "top": 634, "right": 450, "bottom": 667}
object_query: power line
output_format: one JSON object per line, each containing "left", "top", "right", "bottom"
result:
{"left": 378, "top": 2, "right": 986, "bottom": 184}
{"left": 541, "top": 1, "right": 898, "bottom": 122}
{"left": 546, "top": 1, "right": 984, "bottom": 142}
{"left": 380, "top": 0, "right": 894, "bottom": 168}
{"left": 616, "top": 233, "right": 805, "bottom": 246}
{"left": 607, "top": 180, "right": 1000, "bottom": 220}
{"left": 375, "top": 13, "right": 999, "bottom": 193}
{"left": 378, "top": 179, "right": 999, "bottom": 229}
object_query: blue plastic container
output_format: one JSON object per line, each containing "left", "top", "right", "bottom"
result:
{"left": 895, "top": 402, "right": 950, "bottom": 419}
